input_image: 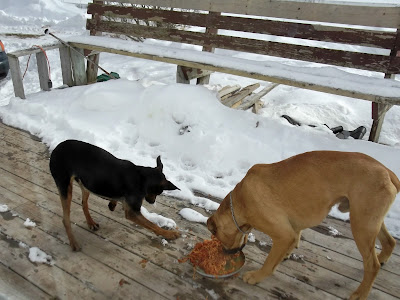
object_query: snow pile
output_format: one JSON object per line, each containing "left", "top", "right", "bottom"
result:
{"left": 23, "top": 218, "right": 37, "bottom": 228}
{"left": 247, "top": 233, "right": 256, "bottom": 243}
{"left": 179, "top": 208, "right": 208, "bottom": 224}
{"left": 28, "top": 247, "right": 54, "bottom": 265}
{"left": 19, "top": 241, "right": 28, "bottom": 248}
{"left": 328, "top": 226, "right": 342, "bottom": 237}
{"left": 0, "top": 204, "right": 9, "bottom": 212}
{"left": 0, "top": 79, "right": 399, "bottom": 237}
{"left": 141, "top": 206, "right": 176, "bottom": 229}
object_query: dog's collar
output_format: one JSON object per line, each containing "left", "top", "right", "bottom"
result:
{"left": 230, "top": 192, "right": 251, "bottom": 235}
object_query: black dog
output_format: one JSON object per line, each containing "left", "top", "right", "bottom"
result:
{"left": 49, "top": 139, "right": 180, "bottom": 251}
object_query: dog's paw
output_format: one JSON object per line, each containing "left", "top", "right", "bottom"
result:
{"left": 348, "top": 292, "right": 361, "bottom": 300}
{"left": 163, "top": 230, "right": 181, "bottom": 240}
{"left": 377, "top": 252, "right": 390, "bottom": 266}
{"left": 243, "top": 270, "right": 263, "bottom": 285}
{"left": 108, "top": 201, "right": 117, "bottom": 211}
{"left": 88, "top": 222, "right": 100, "bottom": 231}
{"left": 70, "top": 242, "right": 81, "bottom": 252}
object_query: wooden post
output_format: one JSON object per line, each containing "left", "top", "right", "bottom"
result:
{"left": 369, "top": 28, "right": 399, "bottom": 142}
{"left": 176, "top": 65, "right": 190, "bottom": 84}
{"left": 70, "top": 47, "right": 87, "bottom": 86}
{"left": 175, "top": 11, "right": 220, "bottom": 85}
{"left": 176, "top": 66, "right": 213, "bottom": 84}
{"left": 196, "top": 12, "right": 220, "bottom": 85}
{"left": 252, "top": 100, "right": 263, "bottom": 114}
{"left": 59, "top": 46, "right": 73, "bottom": 87}
{"left": 36, "top": 51, "right": 51, "bottom": 91}
{"left": 369, "top": 102, "right": 393, "bottom": 142}
{"left": 87, "top": 52, "right": 100, "bottom": 84}
{"left": 86, "top": 0, "right": 103, "bottom": 83}
{"left": 7, "top": 55, "right": 25, "bottom": 99}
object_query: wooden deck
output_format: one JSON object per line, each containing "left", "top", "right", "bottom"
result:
{"left": 0, "top": 121, "right": 399, "bottom": 300}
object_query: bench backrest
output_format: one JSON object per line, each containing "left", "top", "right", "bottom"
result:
{"left": 87, "top": 0, "right": 400, "bottom": 76}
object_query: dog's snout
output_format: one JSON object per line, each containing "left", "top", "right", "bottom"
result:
{"left": 145, "top": 195, "right": 156, "bottom": 203}
{"left": 223, "top": 243, "right": 246, "bottom": 254}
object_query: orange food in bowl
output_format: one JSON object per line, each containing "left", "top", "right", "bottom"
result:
{"left": 179, "top": 236, "right": 242, "bottom": 276}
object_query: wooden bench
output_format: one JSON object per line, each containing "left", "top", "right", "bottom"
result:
{"left": 8, "top": 0, "right": 400, "bottom": 143}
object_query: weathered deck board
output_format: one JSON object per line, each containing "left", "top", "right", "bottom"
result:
{"left": 0, "top": 262, "right": 49, "bottom": 300}
{"left": 0, "top": 121, "right": 399, "bottom": 300}
{"left": 0, "top": 141, "right": 337, "bottom": 299}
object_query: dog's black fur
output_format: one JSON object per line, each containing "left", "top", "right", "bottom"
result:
{"left": 49, "top": 139, "right": 180, "bottom": 251}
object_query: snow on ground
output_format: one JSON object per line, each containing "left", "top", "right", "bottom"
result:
{"left": 0, "top": 0, "right": 400, "bottom": 239}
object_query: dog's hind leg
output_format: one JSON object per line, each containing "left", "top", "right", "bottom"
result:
{"left": 285, "top": 230, "right": 302, "bottom": 259}
{"left": 61, "top": 177, "right": 81, "bottom": 251}
{"left": 243, "top": 220, "right": 298, "bottom": 285}
{"left": 80, "top": 185, "right": 99, "bottom": 231}
{"left": 377, "top": 222, "right": 396, "bottom": 265}
{"left": 349, "top": 214, "right": 381, "bottom": 300}
{"left": 294, "top": 230, "right": 302, "bottom": 248}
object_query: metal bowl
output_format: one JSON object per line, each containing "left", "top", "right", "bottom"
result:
{"left": 194, "top": 251, "right": 245, "bottom": 278}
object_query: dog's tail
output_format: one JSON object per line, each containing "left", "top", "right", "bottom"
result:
{"left": 387, "top": 168, "right": 400, "bottom": 193}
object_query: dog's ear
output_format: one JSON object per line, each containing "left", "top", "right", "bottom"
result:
{"left": 156, "top": 155, "right": 163, "bottom": 171}
{"left": 207, "top": 216, "right": 217, "bottom": 235}
{"left": 164, "top": 180, "right": 179, "bottom": 191}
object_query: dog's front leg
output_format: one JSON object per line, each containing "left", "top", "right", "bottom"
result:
{"left": 124, "top": 206, "right": 180, "bottom": 240}
{"left": 80, "top": 186, "right": 99, "bottom": 231}
{"left": 244, "top": 231, "right": 298, "bottom": 284}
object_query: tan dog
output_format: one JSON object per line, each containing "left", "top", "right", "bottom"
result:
{"left": 207, "top": 151, "right": 399, "bottom": 300}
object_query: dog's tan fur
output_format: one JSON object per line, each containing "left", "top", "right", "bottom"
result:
{"left": 207, "top": 151, "right": 399, "bottom": 300}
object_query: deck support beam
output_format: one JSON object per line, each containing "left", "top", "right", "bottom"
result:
{"left": 70, "top": 47, "right": 87, "bottom": 86}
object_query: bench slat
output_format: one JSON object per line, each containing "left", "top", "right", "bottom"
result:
{"left": 7, "top": 44, "right": 61, "bottom": 58}
{"left": 66, "top": 37, "right": 400, "bottom": 105}
{"left": 87, "top": 20, "right": 396, "bottom": 73}
{"left": 88, "top": 4, "right": 397, "bottom": 50}
{"left": 109, "top": 0, "right": 400, "bottom": 28}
